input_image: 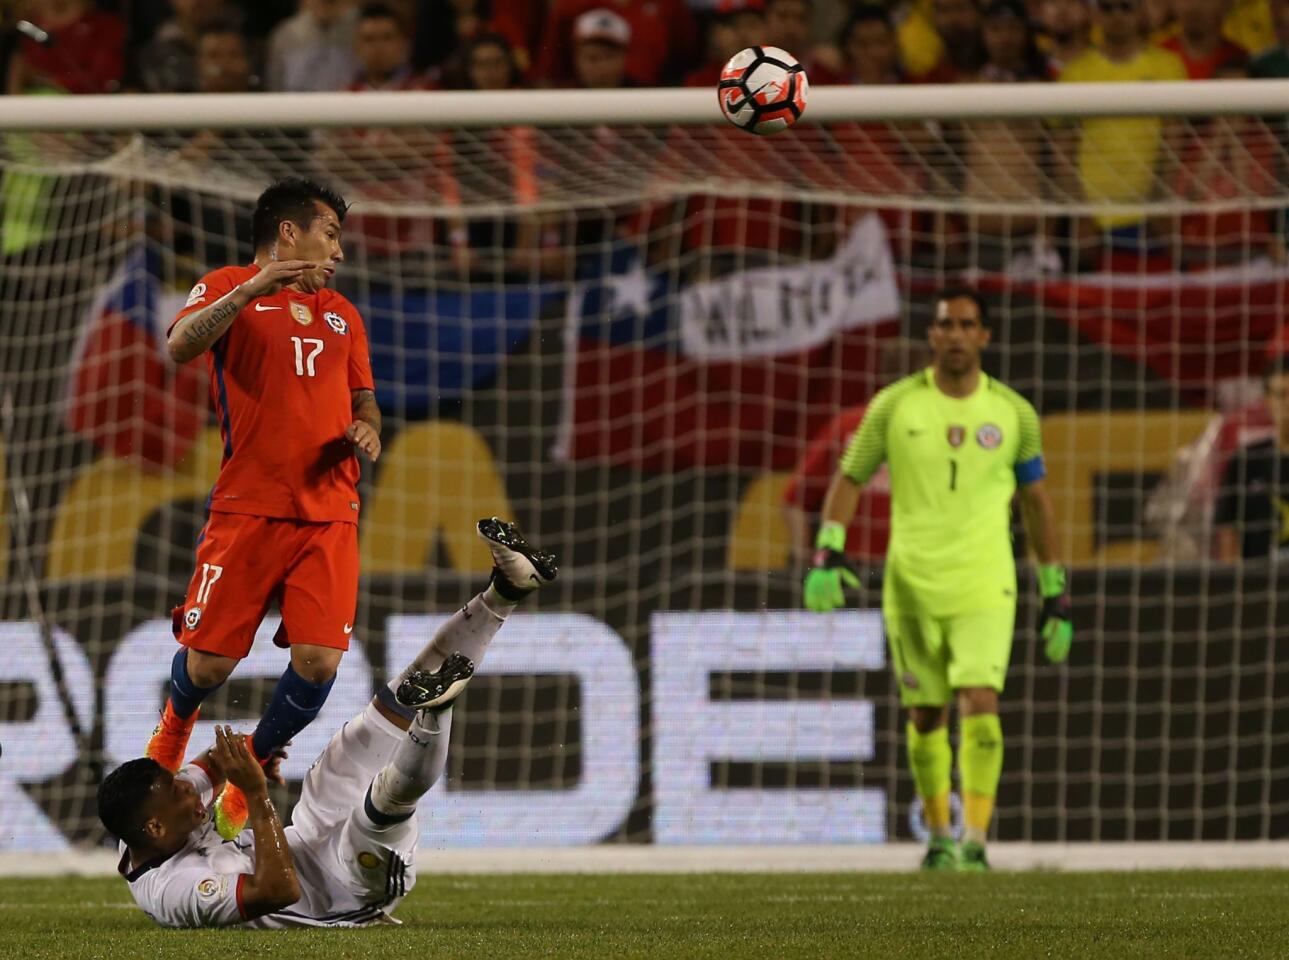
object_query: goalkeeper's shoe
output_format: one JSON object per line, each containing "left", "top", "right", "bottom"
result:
{"left": 477, "top": 517, "right": 558, "bottom": 600}
{"left": 919, "top": 837, "right": 958, "bottom": 872}
{"left": 395, "top": 652, "right": 476, "bottom": 712}
{"left": 958, "top": 840, "right": 990, "bottom": 873}
{"left": 145, "top": 699, "right": 198, "bottom": 773}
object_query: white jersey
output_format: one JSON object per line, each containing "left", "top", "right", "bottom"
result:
{"left": 119, "top": 705, "right": 418, "bottom": 929}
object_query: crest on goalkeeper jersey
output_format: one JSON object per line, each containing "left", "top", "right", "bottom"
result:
{"left": 717, "top": 46, "right": 808, "bottom": 136}
{"left": 325, "top": 311, "right": 348, "bottom": 335}
{"left": 976, "top": 424, "right": 1002, "bottom": 449}
{"left": 947, "top": 425, "right": 965, "bottom": 448}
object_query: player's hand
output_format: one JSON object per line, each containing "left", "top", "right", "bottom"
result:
{"left": 261, "top": 743, "right": 290, "bottom": 786}
{"left": 345, "top": 420, "right": 381, "bottom": 461}
{"left": 804, "top": 549, "right": 861, "bottom": 613}
{"left": 212, "top": 725, "right": 268, "bottom": 797}
{"left": 241, "top": 260, "right": 318, "bottom": 298}
{"left": 1037, "top": 564, "right": 1073, "bottom": 663}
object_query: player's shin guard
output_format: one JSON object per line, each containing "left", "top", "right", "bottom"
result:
{"left": 906, "top": 722, "right": 953, "bottom": 840}
{"left": 958, "top": 713, "right": 1003, "bottom": 846}
{"left": 380, "top": 593, "right": 508, "bottom": 720}
{"left": 365, "top": 708, "right": 452, "bottom": 825}
{"left": 251, "top": 664, "right": 335, "bottom": 760}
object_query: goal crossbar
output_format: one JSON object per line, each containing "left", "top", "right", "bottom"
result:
{"left": 3, "top": 81, "right": 1289, "bottom": 131}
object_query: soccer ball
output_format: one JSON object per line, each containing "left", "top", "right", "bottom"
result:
{"left": 717, "top": 46, "right": 809, "bottom": 136}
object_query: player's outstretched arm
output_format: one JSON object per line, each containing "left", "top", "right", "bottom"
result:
{"left": 210, "top": 725, "right": 300, "bottom": 919}
{"left": 1018, "top": 479, "right": 1072, "bottom": 663}
{"left": 167, "top": 260, "right": 318, "bottom": 363}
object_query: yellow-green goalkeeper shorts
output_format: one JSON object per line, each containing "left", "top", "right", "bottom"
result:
{"left": 884, "top": 605, "right": 1016, "bottom": 707}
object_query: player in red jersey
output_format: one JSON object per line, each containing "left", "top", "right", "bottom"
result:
{"left": 147, "top": 178, "right": 382, "bottom": 841}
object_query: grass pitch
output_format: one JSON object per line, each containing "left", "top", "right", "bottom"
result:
{"left": 4, "top": 871, "right": 1286, "bottom": 959}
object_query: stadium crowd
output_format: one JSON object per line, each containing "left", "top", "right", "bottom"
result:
{"left": 3, "top": 0, "right": 1286, "bottom": 99}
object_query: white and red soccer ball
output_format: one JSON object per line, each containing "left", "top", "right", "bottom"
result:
{"left": 717, "top": 46, "right": 809, "bottom": 136}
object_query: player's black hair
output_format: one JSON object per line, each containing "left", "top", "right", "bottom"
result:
{"left": 359, "top": 2, "right": 403, "bottom": 25}
{"left": 933, "top": 286, "right": 989, "bottom": 325}
{"left": 839, "top": 4, "right": 894, "bottom": 44}
{"left": 251, "top": 178, "right": 349, "bottom": 252}
{"left": 97, "top": 758, "right": 167, "bottom": 845}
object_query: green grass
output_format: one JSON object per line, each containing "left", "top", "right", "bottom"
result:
{"left": 4, "top": 871, "right": 1287, "bottom": 959}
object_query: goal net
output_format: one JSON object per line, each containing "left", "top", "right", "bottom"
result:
{"left": 1, "top": 86, "right": 1287, "bottom": 853}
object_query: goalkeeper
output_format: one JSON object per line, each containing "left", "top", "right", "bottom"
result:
{"left": 804, "top": 288, "right": 1071, "bottom": 872}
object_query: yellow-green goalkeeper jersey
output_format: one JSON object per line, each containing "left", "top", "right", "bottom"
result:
{"left": 838, "top": 368, "right": 1046, "bottom": 616}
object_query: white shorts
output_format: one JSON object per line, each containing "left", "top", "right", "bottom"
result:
{"left": 278, "top": 703, "right": 419, "bottom": 925}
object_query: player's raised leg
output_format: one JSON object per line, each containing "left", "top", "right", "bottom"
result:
{"left": 147, "top": 514, "right": 287, "bottom": 773}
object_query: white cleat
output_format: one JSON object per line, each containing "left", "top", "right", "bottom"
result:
{"left": 476, "top": 517, "right": 558, "bottom": 599}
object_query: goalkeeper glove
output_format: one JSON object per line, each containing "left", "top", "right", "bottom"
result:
{"left": 804, "top": 522, "right": 860, "bottom": 613}
{"left": 1037, "top": 563, "right": 1073, "bottom": 663}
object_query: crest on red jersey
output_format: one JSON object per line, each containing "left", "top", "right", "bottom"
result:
{"left": 947, "top": 425, "right": 966, "bottom": 448}
{"left": 290, "top": 303, "right": 314, "bottom": 326}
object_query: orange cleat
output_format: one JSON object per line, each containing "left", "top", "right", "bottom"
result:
{"left": 145, "top": 699, "right": 199, "bottom": 773}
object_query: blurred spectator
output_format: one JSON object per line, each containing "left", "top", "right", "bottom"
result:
{"left": 266, "top": 0, "right": 360, "bottom": 92}
{"left": 1222, "top": 0, "right": 1276, "bottom": 58}
{"left": 413, "top": 0, "right": 533, "bottom": 83}
{"left": 460, "top": 31, "right": 526, "bottom": 90}
{"left": 683, "top": 0, "right": 766, "bottom": 88}
{"left": 764, "top": 0, "right": 846, "bottom": 82}
{"left": 1038, "top": 0, "right": 1092, "bottom": 73}
{"left": 350, "top": 2, "right": 431, "bottom": 90}
{"left": 572, "top": 8, "right": 632, "bottom": 88}
{"left": 837, "top": 4, "right": 904, "bottom": 83}
{"left": 537, "top": 0, "right": 699, "bottom": 87}
{"left": 914, "top": 0, "right": 987, "bottom": 81}
{"left": 949, "top": 0, "right": 1057, "bottom": 273}
{"left": 1173, "top": 61, "right": 1280, "bottom": 267}
{"left": 1215, "top": 357, "right": 1289, "bottom": 561}
{"left": 1251, "top": 0, "right": 1289, "bottom": 74}
{"left": 1058, "top": 0, "right": 1187, "bottom": 267}
{"left": 894, "top": 0, "right": 949, "bottom": 77}
{"left": 1157, "top": 0, "right": 1249, "bottom": 77}
{"left": 979, "top": 0, "right": 1050, "bottom": 78}
{"left": 136, "top": 0, "right": 239, "bottom": 93}
{"left": 6, "top": 0, "right": 126, "bottom": 94}
{"left": 194, "top": 24, "right": 257, "bottom": 94}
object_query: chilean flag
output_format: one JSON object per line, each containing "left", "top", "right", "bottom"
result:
{"left": 64, "top": 245, "right": 208, "bottom": 468}
{"left": 556, "top": 213, "right": 902, "bottom": 472}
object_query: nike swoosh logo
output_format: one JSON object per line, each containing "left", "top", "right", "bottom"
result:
{"left": 343, "top": 623, "right": 353, "bottom": 634}
{"left": 253, "top": 303, "right": 281, "bottom": 312}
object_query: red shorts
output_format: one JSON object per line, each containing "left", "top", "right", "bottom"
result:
{"left": 173, "top": 512, "right": 358, "bottom": 660}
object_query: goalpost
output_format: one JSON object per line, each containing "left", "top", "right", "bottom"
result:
{"left": 2, "top": 83, "right": 1288, "bottom": 868}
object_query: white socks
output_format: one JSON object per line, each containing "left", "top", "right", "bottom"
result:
{"left": 387, "top": 588, "right": 511, "bottom": 697}
{"left": 367, "top": 708, "right": 452, "bottom": 821}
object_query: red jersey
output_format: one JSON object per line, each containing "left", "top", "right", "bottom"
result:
{"left": 171, "top": 266, "right": 375, "bottom": 523}
{"left": 782, "top": 405, "right": 891, "bottom": 560}
{"left": 20, "top": 10, "right": 125, "bottom": 93}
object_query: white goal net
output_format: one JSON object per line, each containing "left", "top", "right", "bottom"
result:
{"left": 1, "top": 86, "right": 1287, "bottom": 852}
